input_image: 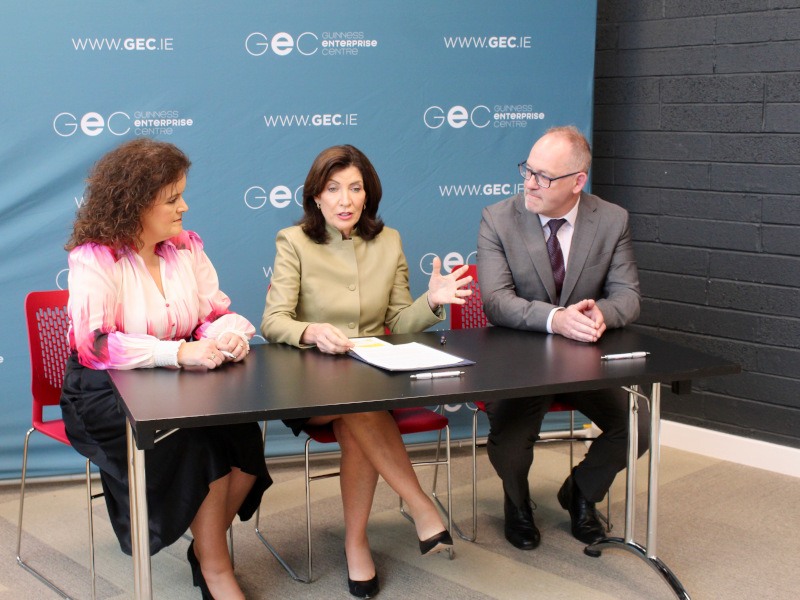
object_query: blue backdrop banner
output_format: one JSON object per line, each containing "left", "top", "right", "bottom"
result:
{"left": 0, "top": 1, "right": 597, "bottom": 478}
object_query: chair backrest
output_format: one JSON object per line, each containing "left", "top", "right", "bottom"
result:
{"left": 450, "top": 265, "right": 488, "bottom": 330}
{"left": 453, "top": 268, "right": 575, "bottom": 414}
{"left": 25, "top": 290, "right": 70, "bottom": 425}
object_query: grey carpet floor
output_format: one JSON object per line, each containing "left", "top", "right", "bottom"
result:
{"left": 2, "top": 442, "right": 799, "bottom": 599}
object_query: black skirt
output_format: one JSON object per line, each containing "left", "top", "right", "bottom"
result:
{"left": 60, "top": 354, "right": 272, "bottom": 556}
{"left": 283, "top": 417, "right": 310, "bottom": 436}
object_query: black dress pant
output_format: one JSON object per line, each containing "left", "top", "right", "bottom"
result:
{"left": 485, "top": 387, "right": 650, "bottom": 506}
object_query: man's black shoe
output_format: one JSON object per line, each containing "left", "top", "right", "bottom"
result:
{"left": 557, "top": 471, "right": 605, "bottom": 545}
{"left": 503, "top": 493, "right": 541, "bottom": 550}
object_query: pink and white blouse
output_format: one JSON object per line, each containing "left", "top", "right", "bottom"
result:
{"left": 67, "top": 230, "right": 255, "bottom": 370}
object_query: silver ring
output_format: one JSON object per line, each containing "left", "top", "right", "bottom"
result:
{"left": 210, "top": 353, "right": 216, "bottom": 360}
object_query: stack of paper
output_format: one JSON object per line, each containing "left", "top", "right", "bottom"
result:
{"left": 348, "top": 337, "right": 474, "bottom": 372}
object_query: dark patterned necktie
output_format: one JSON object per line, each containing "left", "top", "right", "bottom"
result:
{"left": 546, "top": 218, "right": 567, "bottom": 300}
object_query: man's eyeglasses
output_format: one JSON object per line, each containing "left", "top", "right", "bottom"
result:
{"left": 518, "top": 162, "right": 581, "bottom": 189}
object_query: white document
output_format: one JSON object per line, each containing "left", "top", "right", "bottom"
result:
{"left": 348, "top": 339, "right": 473, "bottom": 372}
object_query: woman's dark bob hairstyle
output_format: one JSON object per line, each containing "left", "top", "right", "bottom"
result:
{"left": 298, "top": 144, "right": 384, "bottom": 243}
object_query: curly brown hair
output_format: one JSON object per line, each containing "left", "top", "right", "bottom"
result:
{"left": 298, "top": 144, "right": 384, "bottom": 244}
{"left": 65, "top": 138, "right": 191, "bottom": 252}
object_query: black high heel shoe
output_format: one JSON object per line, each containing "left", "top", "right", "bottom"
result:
{"left": 419, "top": 529, "right": 454, "bottom": 556}
{"left": 187, "top": 541, "right": 216, "bottom": 600}
{"left": 344, "top": 549, "right": 380, "bottom": 598}
{"left": 347, "top": 573, "right": 380, "bottom": 598}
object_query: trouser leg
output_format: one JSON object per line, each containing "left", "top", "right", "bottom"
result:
{"left": 564, "top": 387, "right": 650, "bottom": 503}
{"left": 484, "top": 396, "right": 552, "bottom": 507}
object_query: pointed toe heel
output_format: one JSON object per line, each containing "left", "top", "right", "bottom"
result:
{"left": 419, "top": 529, "right": 454, "bottom": 556}
{"left": 348, "top": 573, "right": 380, "bottom": 598}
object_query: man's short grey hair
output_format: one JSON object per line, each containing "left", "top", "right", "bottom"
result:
{"left": 544, "top": 125, "right": 592, "bottom": 172}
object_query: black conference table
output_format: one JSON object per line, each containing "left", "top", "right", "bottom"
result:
{"left": 108, "top": 326, "right": 739, "bottom": 600}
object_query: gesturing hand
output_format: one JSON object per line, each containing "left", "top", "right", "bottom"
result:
{"left": 427, "top": 256, "right": 473, "bottom": 310}
{"left": 301, "top": 322, "right": 355, "bottom": 354}
{"left": 551, "top": 299, "right": 606, "bottom": 343}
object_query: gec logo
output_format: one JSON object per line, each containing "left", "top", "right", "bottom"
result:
{"left": 423, "top": 105, "right": 490, "bottom": 129}
{"left": 419, "top": 251, "right": 476, "bottom": 275}
{"left": 244, "top": 184, "right": 304, "bottom": 210}
{"left": 53, "top": 112, "right": 130, "bottom": 137}
{"left": 245, "top": 32, "right": 318, "bottom": 56}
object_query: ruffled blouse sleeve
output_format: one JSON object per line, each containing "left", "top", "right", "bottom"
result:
{"left": 183, "top": 231, "right": 256, "bottom": 342}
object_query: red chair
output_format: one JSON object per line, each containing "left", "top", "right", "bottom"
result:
{"left": 17, "top": 290, "right": 101, "bottom": 599}
{"left": 450, "top": 265, "right": 609, "bottom": 541}
{"left": 254, "top": 373, "right": 453, "bottom": 582}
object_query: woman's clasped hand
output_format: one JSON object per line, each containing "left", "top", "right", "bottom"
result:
{"left": 177, "top": 333, "right": 250, "bottom": 368}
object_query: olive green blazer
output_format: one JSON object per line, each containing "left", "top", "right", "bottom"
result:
{"left": 261, "top": 224, "right": 444, "bottom": 347}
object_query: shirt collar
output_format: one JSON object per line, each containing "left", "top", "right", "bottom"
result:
{"left": 538, "top": 196, "right": 581, "bottom": 230}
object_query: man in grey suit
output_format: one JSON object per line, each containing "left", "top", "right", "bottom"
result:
{"left": 477, "top": 126, "right": 649, "bottom": 550}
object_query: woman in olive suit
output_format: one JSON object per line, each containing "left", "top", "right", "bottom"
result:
{"left": 262, "top": 145, "right": 471, "bottom": 598}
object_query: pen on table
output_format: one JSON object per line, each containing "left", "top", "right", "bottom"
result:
{"left": 410, "top": 370, "right": 464, "bottom": 380}
{"left": 600, "top": 351, "right": 650, "bottom": 361}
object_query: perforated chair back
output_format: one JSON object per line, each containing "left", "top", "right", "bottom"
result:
{"left": 18, "top": 289, "right": 101, "bottom": 600}
{"left": 25, "top": 290, "right": 70, "bottom": 439}
{"left": 449, "top": 265, "right": 487, "bottom": 329}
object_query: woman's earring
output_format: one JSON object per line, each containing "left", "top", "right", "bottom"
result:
{"left": 315, "top": 201, "right": 321, "bottom": 210}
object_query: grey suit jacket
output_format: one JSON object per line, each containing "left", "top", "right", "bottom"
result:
{"left": 476, "top": 192, "right": 640, "bottom": 332}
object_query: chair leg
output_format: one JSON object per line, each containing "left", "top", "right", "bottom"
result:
{"left": 568, "top": 410, "right": 576, "bottom": 469}
{"left": 430, "top": 425, "right": 443, "bottom": 495}
{"left": 399, "top": 426, "right": 454, "bottom": 559}
{"left": 304, "top": 436, "right": 314, "bottom": 582}
{"left": 17, "top": 428, "right": 88, "bottom": 599}
{"left": 15, "top": 428, "right": 33, "bottom": 565}
{"left": 85, "top": 459, "right": 97, "bottom": 600}
{"left": 426, "top": 425, "right": 454, "bottom": 558}
{"left": 443, "top": 425, "right": 453, "bottom": 559}
{"left": 228, "top": 526, "right": 234, "bottom": 566}
{"left": 253, "top": 422, "right": 307, "bottom": 582}
{"left": 470, "top": 409, "right": 478, "bottom": 541}
{"left": 452, "top": 410, "right": 479, "bottom": 542}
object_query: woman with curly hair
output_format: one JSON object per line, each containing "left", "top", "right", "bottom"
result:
{"left": 61, "top": 138, "right": 271, "bottom": 600}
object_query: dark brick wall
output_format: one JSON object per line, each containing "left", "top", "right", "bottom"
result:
{"left": 593, "top": 0, "right": 800, "bottom": 447}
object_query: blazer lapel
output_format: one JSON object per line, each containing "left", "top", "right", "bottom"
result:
{"left": 514, "top": 196, "right": 559, "bottom": 303}
{"left": 561, "top": 192, "right": 599, "bottom": 304}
